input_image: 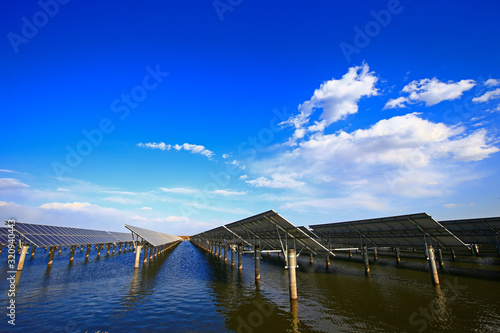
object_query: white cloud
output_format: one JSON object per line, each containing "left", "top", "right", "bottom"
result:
{"left": 0, "top": 178, "right": 30, "bottom": 191}
{"left": 485, "top": 79, "right": 500, "bottom": 87}
{"left": 245, "top": 113, "right": 498, "bottom": 199}
{"left": 56, "top": 187, "right": 70, "bottom": 192}
{"left": 386, "top": 78, "right": 476, "bottom": 108}
{"left": 281, "top": 193, "right": 387, "bottom": 212}
{"left": 383, "top": 96, "right": 409, "bottom": 109}
{"left": 239, "top": 175, "right": 248, "bottom": 180}
{"left": 141, "top": 206, "right": 152, "bottom": 210}
{"left": 246, "top": 173, "right": 305, "bottom": 189}
{"left": 137, "top": 142, "right": 215, "bottom": 159}
{"left": 39, "top": 202, "right": 92, "bottom": 210}
{"left": 209, "top": 189, "right": 247, "bottom": 196}
{"left": 0, "top": 169, "right": 19, "bottom": 173}
{"left": 160, "top": 187, "right": 197, "bottom": 195}
{"left": 281, "top": 63, "right": 378, "bottom": 145}
{"left": 472, "top": 88, "right": 500, "bottom": 103}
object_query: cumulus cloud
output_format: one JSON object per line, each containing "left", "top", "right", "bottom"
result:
{"left": 472, "top": 88, "right": 500, "bottom": 103}
{"left": 0, "top": 178, "right": 30, "bottom": 191}
{"left": 281, "top": 63, "right": 378, "bottom": 144}
{"left": 485, "top": 79, "right": 500, "bottom": 87}
{"left": 245, "top": 113, "right": 498, "bottom": 198}
{"left": 153, "top": 216, "right": 190, "bottom": 222}
{"left": 385, "top": 78, "right": 476, "bottom": 108}
{"left": 137, "top": 142, "right": 215, "bottom": 159}
{"left": 141, "top": 206, "right": 152, "bottom": 210}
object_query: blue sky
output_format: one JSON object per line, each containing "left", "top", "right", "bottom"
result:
{"left": 1, "top": 0, "right": 499, "bottom": 235}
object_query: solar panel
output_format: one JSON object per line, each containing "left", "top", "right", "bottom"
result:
{"left": 0, "top": 227, "right": 19, "bottom": 245}
{"left": 192, "top": 210, "right": 334, "bottom": 255}
{"left": 439, "top": 217, "right": 500, "bottom": 245}
{"left": 310, "top": 213, "right": 469, "bottom": 249}
{"left": 107, "top": 231, "right": 134, "bottom": 242}
{"left": 124, "top": 224, "right": 181, "bottom": 247}
{"left": 8, "top": 222, "right": 121, "bottom": 247}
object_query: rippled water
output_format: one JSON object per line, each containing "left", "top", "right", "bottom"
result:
{"left": 1, "top": 242, "right": 499, "bottom": 332}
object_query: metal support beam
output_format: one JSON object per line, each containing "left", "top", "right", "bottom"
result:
{"left": 288, "top": 249, "right": 297, "bottom": 300}
{"left": 134, "top": 245, "right": 142, "bottom": 269}
{"left": 85, "top": 245, "right": 91, "bottom": 259}
{"left": 363, "top": 245, "right": 370, "bottom": 276}
{"left": 17, "top": 245, "right": 29, "bottom": 271}
{"left": 238, "top": 244, "right": 243, "bottom": 270}
{"left": 255, "top": 244, "right": 261, "bottom": 281}
{"left": 69, "top": 245, "right": 76, "bottom": 262}
{"left": 427, "top": 245, "right": 440, "bottom": 285}
{"left": 436, "top": 248, "right": 444, "bottom": 268}
{"left": 48, "top": 246, "right": 56, "bottom": 266}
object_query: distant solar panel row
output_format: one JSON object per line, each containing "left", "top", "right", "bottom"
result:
{"left": 125, "top": 224, "right": 181, "bottom": 247}
{"left": 0, "top": 227, "right": 19, "bottom": 245}
{"left": 4, "top": 222, "right": 134, "bottom": 248}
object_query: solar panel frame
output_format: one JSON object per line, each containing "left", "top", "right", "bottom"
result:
{"left": 439, "top": 217, "right": 500, "bottom": 245}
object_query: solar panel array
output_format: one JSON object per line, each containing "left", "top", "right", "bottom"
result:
{"left": 124, "top": 224, "right": 181, "bottom": 247}
{"left": 191, "top": 210, "right": 334, "bottom": 255}
{"left": 108, "top": 231, "right": 135, "bottom": 243}
{"left": 310, "top": 213, "right": 469, "bottom": 249}
{"left": 4, "top": 222, "right": 134, "bottom": 248}
{"left": 439, "top": 217, "right": 500, "bottom": 245}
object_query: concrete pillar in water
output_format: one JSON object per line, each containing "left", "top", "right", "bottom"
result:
{"left": 326, "top": 255, "right": 330, "bottom": 267}
{"left": 80, "top": 245, "right": 83, "bottom": 252}
{"left": 473, "top": 244, "right": 479, "bottom": 255}
{"left": 0, "top": 244, "right": 3, "bottom": 255}
{"left": 450, "top": 249, "right": 456, "bottom": 261}
{"left": 134, "top": 245, "right": 142, "bottom": 269}
{"left": 436, "top": 248, "right": 444, "bottom": 268}
{"left": 97, "top": 245, "right": 102, "bottom": 257}
{"left": 288, "top": 248, "right": 298, "bottom": 300}
{"left": 395, "top": 248, "right": 401, "bottom": 264}
{"left": 238, "top": 244, "right": 243, "bottom": 270}
{"left": 154, "top": 247, "right": 158, "bottom": 257}
{"left": 427, "top": 245, "right": 440, "bottom": 285}
{"left": 349, "top": 250, "right": 352, "bottom": 258}
{"left": 143, "top": 245, "right": 149, "bottom": 263}
{"left": 112, "top": 244, "right": 116, "bottom": 254}
{"left": 149, "top": 246, "right": 153, "bottom": 261}
{"left": 107, "top": 244, "right": 111, "bottom": 255}
{"left": 255, "top": 245, "right": 261, "bottom": 281}
{"left": 48, "top": 246, "right": 56, "bottom": 266}
{"left": 363, "top": 246, "right": 370, "bottom": 275}
{"left": 85, "top": 245, "right": 91, "bottom": 259}
{"left": 223, "top": 244, "right": 227, "bottom": 263}
{"left": 218, "top": 242, "right": 222, "bottom": 259}
{"left": 58, "top": 246, "right": 62, "bottom": 255}
{"left": 309, "top": 253, "right": 314, "bottom": 264}
{"left": 231, "top": 246, "right": 235, "bottom": 267}
{"left": 118, "top": 243, "right": 122, "bottom": 253}
{"left": 373, "top": 247, "right": 378, "bottom": 261}
{"left": 278, "top": 252, "right": 281, "bottom": 259}
{"left": 17, "top": 245, "right": 29, "bottom": 271}
{"left": 31, "top": 245, "right": 36, "bottom": 258}
{"left": 69, "top": 245, "right": 76, "bottom": 262}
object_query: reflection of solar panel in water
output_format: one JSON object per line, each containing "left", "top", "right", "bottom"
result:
{"left": 10, "top": 222, "right": 119, "bottom": 247}
{"left": 125, "top": 224, "right": 181, "bottom": 247}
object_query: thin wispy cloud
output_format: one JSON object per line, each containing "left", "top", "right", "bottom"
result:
{"left": 137, "top": 142, "right": 215, "bottom": 159}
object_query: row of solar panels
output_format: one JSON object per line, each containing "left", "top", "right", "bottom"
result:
{"left": 0, "top": 222, "right": 134, "bottom": 247}
{"left": 124, "top": 224, "right": 182, "bottom": 247}
{"left": 192, "top": 211, "right": 500, "bottom": 252}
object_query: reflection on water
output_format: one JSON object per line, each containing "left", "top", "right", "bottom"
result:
{"left": 0, "top": 242, "right": 498, "bottom": 332}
